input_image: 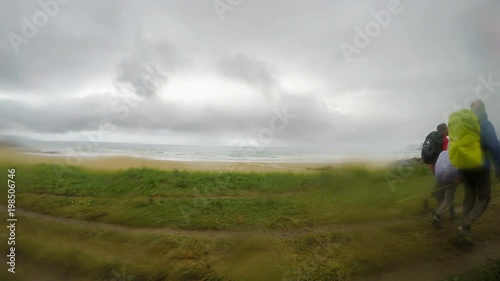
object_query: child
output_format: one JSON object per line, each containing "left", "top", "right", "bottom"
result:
{"left": 432, "top": 146, "right": 460, "bottom": 228}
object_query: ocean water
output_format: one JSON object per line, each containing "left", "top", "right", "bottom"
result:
{"left": 11, "top": 139, "right": 421, "bottom": 164}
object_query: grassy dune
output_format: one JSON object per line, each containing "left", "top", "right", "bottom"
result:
{"left": 0, "top": 162, "right": 499, "bottom": 280}
{"left": 6, "top": 163, "right": 434, "bottom": 230}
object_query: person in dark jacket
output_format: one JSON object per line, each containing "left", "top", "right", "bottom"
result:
{"left": 458, "top": 100, "right": 500, "bottom": 243}
{"left": 424, "top": 123, "right": 452, "bottom": 214}
{"left": 429, "top": 123, "right": 449, "bottom": 173}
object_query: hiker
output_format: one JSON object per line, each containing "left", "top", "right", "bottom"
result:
{"left": 431, "top": 142, "right": 459, "bottom": 228}
{"left": 422, "top": 123, "right": 449, "bottom": 173}
{"left": 449, "top": 100, "right": 500, "bottom": 243}
{"left": 421, "top": 123, "right": 450, "bottom": 211}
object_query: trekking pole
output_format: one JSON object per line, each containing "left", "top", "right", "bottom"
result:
{"left": 396, "top": 182, "right": 456, "bottom": 204}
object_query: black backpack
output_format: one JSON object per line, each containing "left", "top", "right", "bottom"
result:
{"left": 421, "top": 131, "right": 444, "bottom": 165}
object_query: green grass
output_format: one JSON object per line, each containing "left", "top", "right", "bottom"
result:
{"left": 1, "top": 162, "right": 500, "bottom": 280}
{"left": 5, "top": 163, "right": 439, "bottom": 230}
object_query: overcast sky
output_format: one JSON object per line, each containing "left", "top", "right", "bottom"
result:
{"left": 1, "top": 0, "right": 499, "bottom": 152}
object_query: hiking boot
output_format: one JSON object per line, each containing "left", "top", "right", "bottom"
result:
{"left": 458, "top": 226, "right": 474, "bottom": 244}
{"left": 431, "top": 216, "right": 443, "bottom": 229}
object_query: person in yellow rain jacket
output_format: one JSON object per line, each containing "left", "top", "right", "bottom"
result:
{"left": 449, "top": 101, "right": 500, "bottom": 244}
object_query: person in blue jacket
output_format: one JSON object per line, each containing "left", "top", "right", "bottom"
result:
{"left": 471, "top": 100, "right": 500, "bottom": 183}
{"left": 458, "top": 100, "right": 500, "bottom": 243}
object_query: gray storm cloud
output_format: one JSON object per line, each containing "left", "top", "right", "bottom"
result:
{"left": 115, "top": 33, "right": 184, "bottom": 97}
{"left": 0, "top": 0, "right": 499, "bottom": 150}
{"left": 217, "top": 54, "right": 279, "bottom": 98}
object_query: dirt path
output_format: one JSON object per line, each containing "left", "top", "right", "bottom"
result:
{"left": 6, "top": 205, "right": 417, "bottom": 239}
{"left": 4, "top": 196, "right": 493, "bottom": 239}
{"left": 351, "top": 199, "right": 500, "bottom": 281}
{"left": 351, "top": 239, "right": 500, "bottom": 281}
{"left": 4, "top": 202, "right": 500, "bottom": 281}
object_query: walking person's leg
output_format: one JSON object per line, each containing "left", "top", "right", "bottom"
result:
{"left": 445, "top": 184, "right": 457, "bottom": 216}
{"left": 461, "top": 170, "right": 477, "bottom": 221}
{"left": 449, "top": 200, "right": 456, "bottom": 219}
{"left": 434, "top": 182, "right": 445, "bottom": 213}
{"left": 433, "top": 183, "right": 458, "bottom": 228}
{"left": 462, "top": 169, "right": 491, "bottom": 229}
{"left": 424, "top": 166, "right": 437, "bottom": 212}
{"left": 458, "top": 170, "right": 477, "bottom": 243}
{"left": 448, "top": 181, "right": 458, "bottom": 219}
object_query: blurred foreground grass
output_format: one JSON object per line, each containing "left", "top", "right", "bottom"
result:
{"left": 0, "top": 162, "right": 499, "bottom": 280}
